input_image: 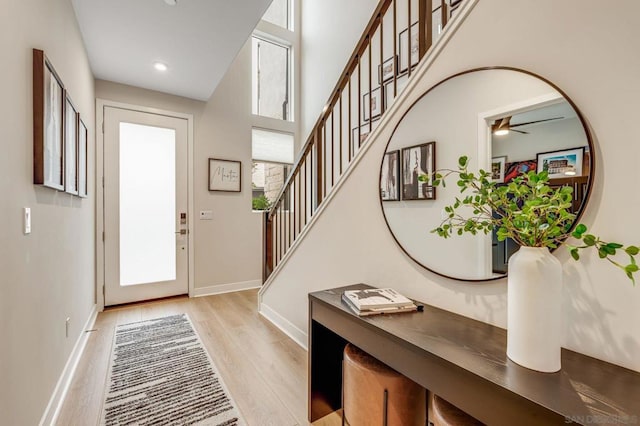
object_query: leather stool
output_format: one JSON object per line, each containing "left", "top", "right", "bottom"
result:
{"left": 432, "top": 394, "right": 484, "bottom": 426}
{"left": 342, "top": 343, "right": 425, "bottom": 426}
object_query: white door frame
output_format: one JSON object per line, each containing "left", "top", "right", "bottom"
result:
{"left": 96, "top": 99, "right": 195, "bottom": 311}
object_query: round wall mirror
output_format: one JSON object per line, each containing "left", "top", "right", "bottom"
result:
{"left": 380, "top": 68, "right": 594, "bottom": 281}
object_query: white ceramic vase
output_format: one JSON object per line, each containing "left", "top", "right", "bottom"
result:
{"left": 507, "top": 246, "right": 562, "bottom": 373}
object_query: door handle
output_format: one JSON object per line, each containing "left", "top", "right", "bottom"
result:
{"left": 175, "top": 229, "right": 188, "bottom": 235}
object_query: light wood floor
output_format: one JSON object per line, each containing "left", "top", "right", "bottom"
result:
{"left": 56, "top": 289, "right": 341, "bottom": 426}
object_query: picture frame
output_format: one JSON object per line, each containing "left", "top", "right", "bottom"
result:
{"left": 381, "top": 150, "right": 400, "bottom": 201}
{"left": 383, "top": 74, "right": 409, "bottom": 110}
{"left": 491, "top": 156, "right": 507, "bottom": 183}
{"left": 209, "top": 158, "right": 241, "bottom": 192}
{"left": 398, "top": 22, "right": 419, "bottom": 73}
{"left": 363, "top": 87, "right": 383, "bottom": 122}
{"left": 351, "top": 119, "right": 379, "bottom": 155}
{"left": 432, "top": 6, "right": 443, "bottom": 41}
{"left": 78, "top": 118, "right": 88, "bottom": 198}
{"left": 33, "top": 49, "right": 65, "bottom": 190}
{"left": 504, "top": 160, "right": 537, "bottom": 183}
{"left": 536, "top": 147, "right": 584, "bottom": 179}
{"left": 401, "top": 141, "right": 436, "bottom": 200}
{"left": 378, "top": 55, "right": 397, "bottom": 85}
{"left": 64, "top": 94, "right": 79, "bottom": 195}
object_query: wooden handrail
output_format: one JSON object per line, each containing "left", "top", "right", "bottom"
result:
{"left": 264, "top": 0, "right": 463, "bottom": 278}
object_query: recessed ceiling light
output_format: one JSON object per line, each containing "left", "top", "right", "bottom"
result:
{"left": 154, "top": 62, "right": 168, "bottom": 72}
{"left": 164, "top": 0, "right": 177, "bottom": 5}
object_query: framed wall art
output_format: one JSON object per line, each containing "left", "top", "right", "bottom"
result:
{"left": 401, "top": 141, "right": 436, "bottom": 200}
{"left": 491, "top": 156, "right": 507, "bottom": 183}
{"left": 33, "top": 49, "right": 65, "bottom": 190}
{"left": 351, "top": 119, "right": 379, "bottom": 155}
{"left": 363, "top": 87, "right": 383, "bottom": 122}
{"left": 399, "top": 22, "right": 419, "bottom": 73}
{"left": 209, "top": 158, "right": 241, "bottom": 192}
{"left": 378, "top": 56, "right": 397, "bottom": 85}
{"left": 78, "top": 118, "right": 88, "bottom": 198}
{"left": 381, "top": 150, "right": 400, "bottom": 201}
{"left": 64, "top": 94, "right": 79, "bottom": 195}
{"left": 536, "top": 147, "right": 584, "bottom": 179}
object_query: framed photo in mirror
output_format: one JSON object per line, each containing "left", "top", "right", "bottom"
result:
{"left": 491, "top": 156, "right": 507, "bottom": 183}
{"left": 401, "top": 141, "right": 436, "bottom": 200}
{"left": 504, "top": 160, "right": 536, "bottom": 183}
{"left": 536, "top": 147, "right": 584, "bottom": 179}
{"left": 381, "top": 151, "right": 400, "bottom": 201}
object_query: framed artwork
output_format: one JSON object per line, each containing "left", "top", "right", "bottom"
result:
{"left": 64, "top": 94, "right": 79, "bottom": 195}
{"left": 363, "top": 87, "right": 383, "bottom": 122}
{"left": 378, "top": 56, "right": 397, "bottom": 85}
{"left": 33, "top": 49, "right": 65, "bottom": 190}
{"left": 401, "top": 141, "right": 436, "bottom": 200}
{"left": 504, "top": 160, "right": 537, "bottom": 183}
{"left": 209, "top": 158, "right": 241, "bottom": 192}
{"left": 399, "top": 22, "right": 419, "bottom": 73}
{"left": 432, "top": 6, "right": 443, "bottom": 41}
{"left": 351, "top": 119, "right": 379, "bottom": 154}
{"left": 536, "top": 147, "right": 584, "bottom": 179}
{"left": 381, "top": 150, "right": 400, "bottom": 201}
{"left": 78, "top": 118, "right": 88, "bottom": 198}
{"left": 491, "top": 156, "right": 507, "bottom": 183}
{"left": 384, "top": 74, "right": 410, "bottom": 110}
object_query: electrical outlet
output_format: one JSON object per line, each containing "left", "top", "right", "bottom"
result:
{"left": 65, "top": 317, "right": 70, "bottom": 338}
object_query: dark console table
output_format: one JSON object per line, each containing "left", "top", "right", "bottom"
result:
{"left": 309, "top": 284, "right": 640, "bottom": 425}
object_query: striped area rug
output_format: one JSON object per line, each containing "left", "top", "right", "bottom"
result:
{"left": 101, "top": 314, "right": 244, "bottom": 426}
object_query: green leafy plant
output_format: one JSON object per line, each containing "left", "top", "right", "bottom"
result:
{"left": 252, "top": 194, "right": 272, "bottom": 211}
{"left": 431, "top": 156, "right": 638, "bottom": 284}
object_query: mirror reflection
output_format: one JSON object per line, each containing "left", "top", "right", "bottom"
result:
{"left": 380, "top": 68, "right": 593, "bottom": 281}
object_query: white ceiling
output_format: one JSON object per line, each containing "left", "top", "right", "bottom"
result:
{"left": 72, "top": 0, "right": 272, "bottom": 101}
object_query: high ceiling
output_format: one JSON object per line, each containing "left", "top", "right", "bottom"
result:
{"left": 72, "top": 0, "right": 272, "bottom": 101}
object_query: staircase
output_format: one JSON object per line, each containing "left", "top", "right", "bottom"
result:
{"left": 262, "top": 0, "right": 467, "bottom": 282}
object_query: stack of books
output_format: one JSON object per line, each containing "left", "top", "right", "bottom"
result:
{"left": 341, "top": 288, "right": 418, "bottom": 316}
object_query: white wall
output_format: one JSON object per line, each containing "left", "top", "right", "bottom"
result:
{"left": 300, "top": 0, "right": 379, "bottom": 137}
{"left": 96, "top": 38, "right": 264, "bottom": 293}
{"left": 0, "top": 0, "right": 96, "bottom": 423}
{"left": 262, "top": 0, "right": 640, "bottom": 373}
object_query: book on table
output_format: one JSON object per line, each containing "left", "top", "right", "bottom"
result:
{"left": 341, "top": 288, "right": 417, "bottom": 316}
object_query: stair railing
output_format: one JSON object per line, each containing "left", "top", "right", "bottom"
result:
{"left": 263, "top": 0, "right": 460, "bottom": 281}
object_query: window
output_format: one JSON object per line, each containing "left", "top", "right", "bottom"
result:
{"left": 252, "top": 36, "right": 290, "bottom": 121}
{"left": 252, "top": 129, "right": 294, "bottom": 210}
{"left": 261, "top": 0, "right": 290, "bottom": 30}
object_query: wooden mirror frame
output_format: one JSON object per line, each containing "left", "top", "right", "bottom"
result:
{"left": 379, "top": 67, "right": 595, "bottom": 282}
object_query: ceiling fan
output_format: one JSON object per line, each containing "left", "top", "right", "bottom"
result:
{"left": 492, "top": 116, "right": 564, "bottom": 135}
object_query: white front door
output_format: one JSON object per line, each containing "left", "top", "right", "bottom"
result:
{"left": 103, "top": 106, "right": 189, "bottom": 306}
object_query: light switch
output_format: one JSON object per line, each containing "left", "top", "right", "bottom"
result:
{"left": 24, "top": 207, "right": 31, "bottom": 234}
{"left": 199, "top": 210, "right": 213, "bottom": 220}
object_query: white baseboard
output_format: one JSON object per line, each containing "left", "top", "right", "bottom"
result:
{"left": 259, "top": 303, "right": 308, "bottom": 350}
{"left": 40, "top": 304, "right": 98, "bottom": 426}
{"left": 192, "top": 280, "right": 261, "bottom": 297}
